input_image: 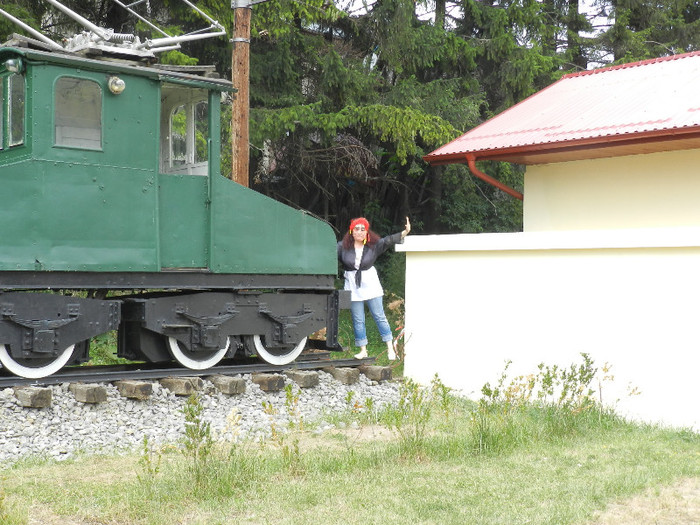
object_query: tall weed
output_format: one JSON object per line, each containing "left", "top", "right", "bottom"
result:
{"left": 343, "top": 389, "right": 379, "bottom": 423}
{"left": 182, "top": 394, "right": 214, "bottom": 489}
{"left": 285, "top": 383, "right": 304, "bottom": 431}
{"left": 381, "top": 375, "right": 455, "bottom": 456}
{"left": 472, "top": 353, "right": 619, "bottom": 454}
{"left": 264, "top": 393, "right": 304, "bottom": 474}
{"left": 136, "top": 435, "right": 162, "bottom": 492}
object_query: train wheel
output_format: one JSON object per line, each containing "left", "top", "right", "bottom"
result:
{"left": 167, "top": 337, "right": 229, "bottom": 370}
{"left": 247, "top": 335, "right": 307, "bottom": 366}
{"left": 0, "top": 344, "right": 76, "bottom": 379}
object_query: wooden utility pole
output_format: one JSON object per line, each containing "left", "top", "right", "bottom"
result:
{"left": 231, "top": 0, "right": 252, "bottom": 186}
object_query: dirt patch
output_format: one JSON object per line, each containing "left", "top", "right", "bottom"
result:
{"left": 326, "top": 423, "right": 395, "bottom": 443}
{"left": 280, "top": 424, "right": 396, "bottom": 454}
{"left": 585, "top": 477, "right": 700, "bottom": 525}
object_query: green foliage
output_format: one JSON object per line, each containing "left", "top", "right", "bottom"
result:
{"left": 599, "top": 0, "right": 700, "bottom": 63}
{"left": 136, "top": 436, "right": 162, "bottom": 491}
{"left": 374, "top": 250, "right": 405, "bottom": 299}
{"left": 458, "top": 0, "right": 562, "bottom": 111}
{"left": 181, "top": 394, "right": 214, "bottom": 489}
{"left": 263, "top": 395, "right": 304, "bottom": 473}
{"left": 344, "top": 389, "right": 355, "bottom": 408}
{"left": 380, "top": 375, "right": 456, "bottom": 455}
{"left": 430, "top": 374, "right": 454, "bottom": 419}
{"left": 382, "top": 76, "right": 484, "bottom": 131}
{"left": 381, "top": 378, "right": 432, "bottom": 454}
{"left": 480, "top": 353, "right": 600, "bottom": 412}
{"left": 438, "top": 163, "right": 523, "bottom": 233}
{"left": 252, "top": 102, "right": 459, "bottom": 165}
{"left": 250, "top": 39, "right": 304, "bottom": 108}
{"left": 474, "top": 353, "right": 617, "bottom": 454}
{"left": 87, "top": 331, "right": 131, "bottom": 366}
{"left": 318, "top": 48, "right": 378, "bottom": 109}
{"left": 349, "top": 104, "right": 459, "bottom": 162}
{"left": 376, "top": 358, "right": 619, "bottom": 460}
{"left": 285, "top": 383, "right": 304, "bottom": 431}
{"left": 0, "top": 3, "right": 41, "bottom": 42}
{"left": 252, "top": 0, "right": 342, "bottom": 39}
{"left": 159, "top": 49, "right": 199, "bottom": 66}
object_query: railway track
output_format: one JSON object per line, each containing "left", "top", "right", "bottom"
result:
{"left": 0, "top": 352, "right": 376, "bottom": 389}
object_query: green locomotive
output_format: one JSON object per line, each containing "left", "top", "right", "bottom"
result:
{"left": 0, "top": 25, "right": 346, "bottom": 378}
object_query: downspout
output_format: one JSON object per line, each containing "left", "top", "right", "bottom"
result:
{"left": 465, "top": 154, "right": 523, "bottom": 200}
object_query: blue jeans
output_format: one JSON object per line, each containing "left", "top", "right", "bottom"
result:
{"left": 350, "top": 296, "right": 393, "bottom": 347}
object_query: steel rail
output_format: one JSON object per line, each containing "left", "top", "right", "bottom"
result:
{"left": 0, "top": 355, "right": 376, "bottom": 389}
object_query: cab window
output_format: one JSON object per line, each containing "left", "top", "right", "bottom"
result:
{"left": 160, "top": 84, "right": 208, "bottom": 175}
{"left": 0, "top": 77, "right": 4, "bottom": 149}
{"left": 55, "top": 77, "right": 102, "bottom": 150}
{"left": 1, "top": 73, "right": 26, "bottom": 150}
{"left": 9, "top": 73, "right": 25, "bottom": 146}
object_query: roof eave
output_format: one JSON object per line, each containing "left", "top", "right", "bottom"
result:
{"left": 424, "top": 127, "right": 700, "bottom": 166}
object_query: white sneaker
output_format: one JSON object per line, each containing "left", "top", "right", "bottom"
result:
{"left": 354, "top": 348, "right": 368, "bottom": 359}
{"left": 387, "top": 342, "right": 396, "bottom": 361}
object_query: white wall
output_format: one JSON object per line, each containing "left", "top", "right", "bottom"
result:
{"left": 397, "top": 229, "right": 700, "bottom": 431}
{"left": 524, "top": 149, "right": 700, "bottom": 231}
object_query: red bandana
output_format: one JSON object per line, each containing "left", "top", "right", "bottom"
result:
{"left": 349, "top": 217, "right": 370, "bottom": 234}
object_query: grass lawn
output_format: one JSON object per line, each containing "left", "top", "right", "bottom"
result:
{"left": 1, "top": 378, "right": 698, "bottom": 525}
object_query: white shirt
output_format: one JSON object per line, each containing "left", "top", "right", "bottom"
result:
{"left": 344, "top": 247, "right": 383, "bottom": 301}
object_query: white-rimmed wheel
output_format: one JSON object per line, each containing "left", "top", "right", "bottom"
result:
{"left": 0, "top": 344, "right": 76, "bottom": 379}
{"left": 167, "top": 337, "right": 230, "bottom": 370}
{"left": 247, "top": 335, "right": 307, "bottom": 366}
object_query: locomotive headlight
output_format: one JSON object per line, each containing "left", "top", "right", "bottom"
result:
{"left": 108, "top": 75, "right": 126, "bottom": 95}
{"left": 3, "top": 58, "right": 23, "bottom": 74}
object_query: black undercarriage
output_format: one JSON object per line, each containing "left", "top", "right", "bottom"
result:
{"left": 0, "top": 271, "right": 348, "bottom": 378}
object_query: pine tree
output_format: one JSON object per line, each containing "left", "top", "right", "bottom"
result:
{"left": 597, "top": 0, "right": 700, "bottom": 62}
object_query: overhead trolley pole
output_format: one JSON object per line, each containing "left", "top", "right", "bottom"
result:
{"left": 231, "top": 0, "right": 252, "bottom": 187}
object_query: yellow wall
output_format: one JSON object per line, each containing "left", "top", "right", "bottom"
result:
{"left": 524, "top": 149, "right": 700, "bottom": 231}
{"left": 398, "top": 231, "right": 700, "bottom": 431}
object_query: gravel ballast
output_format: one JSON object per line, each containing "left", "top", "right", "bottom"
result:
{"left": 0, "top": 370, "right": 400, "bottom": 466}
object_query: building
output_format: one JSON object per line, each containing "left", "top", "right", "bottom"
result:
{"left": 398, "top": 51, "right": 700, "bottom": 430}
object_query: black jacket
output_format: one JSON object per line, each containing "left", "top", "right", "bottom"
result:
{"left": 337, "top": 232, "right": 403, "bottom": 287}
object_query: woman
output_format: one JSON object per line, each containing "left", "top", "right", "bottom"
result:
{"left": 338, "top": 216, "right": 411, "bottom": 360}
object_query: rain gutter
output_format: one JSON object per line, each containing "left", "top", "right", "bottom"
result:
{"left": 465, "top": 154, "right": 523, "bottom": 201}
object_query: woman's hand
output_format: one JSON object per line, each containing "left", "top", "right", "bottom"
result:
{"left": 401, "top": 216, "right": 411, "bottom": 238}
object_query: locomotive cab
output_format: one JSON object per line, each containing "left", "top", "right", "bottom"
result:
{"left": 0, "top": 47, "right": 347, "bottom": 378}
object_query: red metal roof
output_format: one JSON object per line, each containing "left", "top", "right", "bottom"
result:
{"left": 425, "top": 51, "right": 700, "bottom": 166}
